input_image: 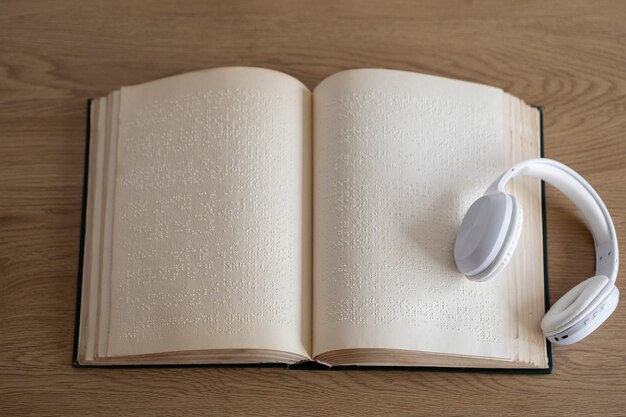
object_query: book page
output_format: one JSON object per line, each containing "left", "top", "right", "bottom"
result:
{"left": 313, "top": 69, "right": 516, "bottom": 359}
{"left": 106, "top": 68, "right": 311, "bottom": 358}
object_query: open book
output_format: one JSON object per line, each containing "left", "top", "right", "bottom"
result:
{"left": 75, "top": 67, "right": 549, "bottom": 369}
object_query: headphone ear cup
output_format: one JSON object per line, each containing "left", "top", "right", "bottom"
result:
{"left": 466, "top": 195, "right": 523, "bottom": 282}
{"left": 454, "top": 193, "right": 522, "bottom": 280}
{"left": 541, "top": 275, "right": 615, "bottom": 336}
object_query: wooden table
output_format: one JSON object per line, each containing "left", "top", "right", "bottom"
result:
{"left": 2, "top": 1, "right": 625, "bottom": 415}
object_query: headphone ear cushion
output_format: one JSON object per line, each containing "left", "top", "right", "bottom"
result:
{"left": 541, "top": 275, "right": 614, "bottom": 335}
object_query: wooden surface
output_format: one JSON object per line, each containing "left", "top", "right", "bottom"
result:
{"left": 1, "top": 1, "right": 626, "bottom": 415}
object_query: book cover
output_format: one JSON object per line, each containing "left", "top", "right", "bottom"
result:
{"left": 72, "top": 100, "right": 551, "bottom": 373}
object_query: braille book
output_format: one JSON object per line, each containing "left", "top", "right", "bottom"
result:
{"left": 74, "top": 67, "right": 550, "bottom": 370}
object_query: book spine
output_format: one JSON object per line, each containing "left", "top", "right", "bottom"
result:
{"left": 72, "top": 99, "right": 92, "bottom": 368}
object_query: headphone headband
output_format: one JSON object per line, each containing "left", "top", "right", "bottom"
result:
{"left": 486, "top": 158, "right": 618, "bottom": 282}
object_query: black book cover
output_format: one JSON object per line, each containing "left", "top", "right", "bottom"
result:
{"left": 73, "top": 101, "right": 552, "bottom": 373}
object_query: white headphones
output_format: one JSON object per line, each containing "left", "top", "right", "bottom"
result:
{"left": 454, "top": 158, "right": 619, "bottom": 345}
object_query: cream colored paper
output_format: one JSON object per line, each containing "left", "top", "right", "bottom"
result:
{"left": 106, "top": 68, "right": 312, "bottom": 358}
{"left": 313, "top": 69, "right": 515, "bottom": 358}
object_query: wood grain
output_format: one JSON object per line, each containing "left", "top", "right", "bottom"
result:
{"left": 1, "top": 0, "right": 626, "bottom": 415}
